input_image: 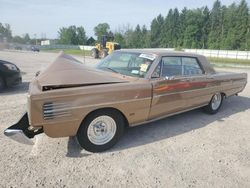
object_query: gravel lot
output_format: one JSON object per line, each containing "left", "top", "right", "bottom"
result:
{"left": 0, "top": 50, "right": 249, "bottom": 188}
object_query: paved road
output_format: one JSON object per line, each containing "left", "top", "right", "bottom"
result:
{"left": 0, "top": 51, "right": 249, "bottom": 188}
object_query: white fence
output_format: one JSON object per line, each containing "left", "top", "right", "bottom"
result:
{"left": 39, "top": 44, "right": 80, "bottom": 49}
{"left": 6, "top": 43, "right": 250, "bottom": 60}
{"left": 79, "top": 45, "right": 95, "bottom": 51}
{"left": 184, "top": 49, "right": 250, "bottom": 60}
{"left": 137, "top": 48, "right": 250, "bottom": 60}
{"left": 39, "top": 44, "right": 95, "bottom": 51}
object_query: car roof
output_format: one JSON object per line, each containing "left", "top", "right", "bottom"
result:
{"left": 0, "top": 60, "right": 10, "bottom": 64}
{"left": 118, "top": 49, "right": 203, "bottom": 58}
{"left": 0, "top": 60, "right": 16, "bottom": 66}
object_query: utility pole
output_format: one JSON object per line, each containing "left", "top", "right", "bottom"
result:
{"left": 34, "top": 34, "right": 37, "bottom": 45}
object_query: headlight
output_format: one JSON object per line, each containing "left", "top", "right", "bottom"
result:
{"left": 3, "top": 63, "right": 18, "bottom": 71}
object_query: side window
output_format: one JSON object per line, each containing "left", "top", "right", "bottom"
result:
{"left": 182, "top": 57, "right": 203, "bottom": 75}
{"left": 161, "top": 57, "right": 182, "bottom": 77}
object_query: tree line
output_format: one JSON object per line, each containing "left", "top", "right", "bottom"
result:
{"left": 59, "top": 0, "right": 250, "bottom": 50}
{"left": 114, "top": 0, "right": 250, "bottom": 50}
{"left": 0, "top": 23, "right": 44, "bottom": 45}
{"left": 1, "top": 0, "right": 249, "bottom": 50}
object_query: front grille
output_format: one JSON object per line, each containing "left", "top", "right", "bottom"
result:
{"left": 43, "top": 102, "right": 71, "bottom": 120}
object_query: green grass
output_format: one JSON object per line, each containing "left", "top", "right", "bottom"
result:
{"left": 42, "top": 49, "right": 91, "bottom": 56}
{"left": 208, "top": 57, "right": 250, "bottom": 65}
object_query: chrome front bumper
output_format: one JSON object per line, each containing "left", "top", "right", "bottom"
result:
{"left": 4, "top": 113, "right": 43, "bottom": 145}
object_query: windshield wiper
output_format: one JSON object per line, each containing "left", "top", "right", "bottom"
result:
{"left": 106, "top": 67, "right": 120, "bottom": 74}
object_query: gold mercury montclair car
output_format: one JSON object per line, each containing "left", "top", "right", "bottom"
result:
{"left": 4, "top": 50, "right": 247, "bottom": 152}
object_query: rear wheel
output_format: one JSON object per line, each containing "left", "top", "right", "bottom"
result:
{"left": 77, "top": 109, "right": 125, "bottom": 152}
{"left": 204, "top": 93, "right": 223, "bottom": 114}
{"left": 91, "top": 48, "right": 99, "bottom": 59}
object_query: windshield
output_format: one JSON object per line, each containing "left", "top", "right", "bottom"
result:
{"left": 96, "top": 52, "right": 157, "bottom": 78}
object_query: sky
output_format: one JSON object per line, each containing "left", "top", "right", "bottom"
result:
{"left": 0, "top": 0, "right": 249, "bottom": 39}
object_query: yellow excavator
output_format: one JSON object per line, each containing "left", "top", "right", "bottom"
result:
{"left": 91, "top": 36, "right": 121, "bottom": 59}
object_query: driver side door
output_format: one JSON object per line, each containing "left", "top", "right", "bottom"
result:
{"left": 148, "top": 56, "right": 204, "bottom": 120}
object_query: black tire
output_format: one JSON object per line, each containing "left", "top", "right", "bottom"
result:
{"left": 0, "top": 77, "right": 5, "bottom": 91}
{"left": 204, "top": 93, "right": 223, "bottom": 114}
{"left": 91, "top": 48, "right": 99, "bottom": 59}
{"left": 100, "top": 49, "right": 108, "bottom": 58}
{"left": 77, "top": 109, "right": 125, "bottom": 152}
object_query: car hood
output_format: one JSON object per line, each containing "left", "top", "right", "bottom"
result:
{"left": 36, "top": 52, "right": 129, "bottom": 89}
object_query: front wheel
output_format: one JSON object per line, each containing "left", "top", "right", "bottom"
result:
{"left": 204, "top": 93, "right": 223, "bottom": 114}
{"left": 77, "top": 109, "right": 125, "bottom": 152}
{"left": 91, "top": 48, "right": 99, "bottom": 59}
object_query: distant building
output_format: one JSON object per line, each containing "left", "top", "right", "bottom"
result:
{"left": 87, "top": 37, "right": 96, "bottom": 45}
{"left": 41, "top": 39, "right": 56, "bottom": 46}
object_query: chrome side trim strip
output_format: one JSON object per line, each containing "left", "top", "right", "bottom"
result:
{"left": 153, "top": 82, "right": 245, "bottom": 98}
{"left": 45, "top": 97, "right": 152, "bottom": 113}
{"left": 74, "top": 97, "right": 152, "bottom": 109}
{"left": 42, "top": 97, "right": 152, "bottom": 121}
{"left": 153, "top": 85, "right": 221, "bottom": 98}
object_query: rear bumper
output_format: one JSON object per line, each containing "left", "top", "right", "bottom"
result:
{"left": 4, "top": 113, "right": 43, "bottom": 145}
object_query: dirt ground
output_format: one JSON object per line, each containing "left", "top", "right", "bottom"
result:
{"left": 0, "top": 50, "right": 249, "bottom": 188}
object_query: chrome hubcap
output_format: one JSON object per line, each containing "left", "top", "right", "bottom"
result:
{"left": 211, "top": 93, "right": 222, "bottom": 110}
{"left": 87, "top": 116, "right": 116, "bottom": 145}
